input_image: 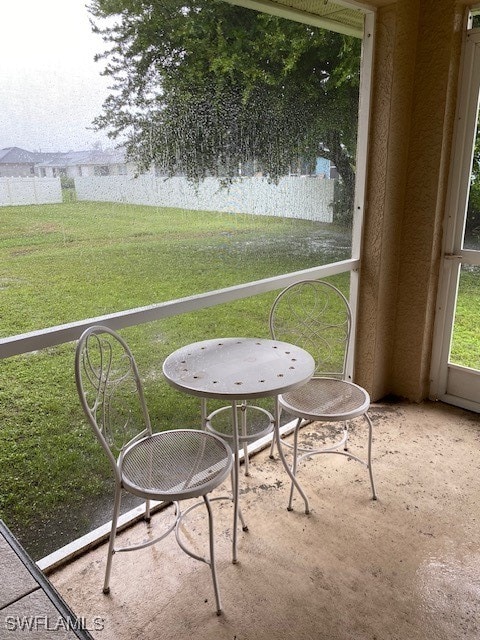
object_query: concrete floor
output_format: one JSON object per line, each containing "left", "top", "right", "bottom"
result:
{"left": 50, "top": 400, "right": 480, "bottom": 640}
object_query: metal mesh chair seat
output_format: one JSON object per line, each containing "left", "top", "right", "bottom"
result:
{"left": 122, "top": 430, "right": 232, "bottom": 501}
{"left": 279, "top": 377, "right": 370, "bottom": 422}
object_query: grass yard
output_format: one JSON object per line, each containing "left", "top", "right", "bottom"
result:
{"left": 450, "top": 265, "right": 480, "bottom": 370}
{"left": 0, "top": 201, "right": 351, "bottom": 558}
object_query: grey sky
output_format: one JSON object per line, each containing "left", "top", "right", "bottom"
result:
{"left": 0, "top": 1, "right": 113, "bottom": 152}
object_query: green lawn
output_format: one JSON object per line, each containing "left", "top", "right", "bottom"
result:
{"left": 0, "top": 201, "right": 350, "bottom": 558}
{"left": 450, "top": 265, "right": 480, "bottom": 370}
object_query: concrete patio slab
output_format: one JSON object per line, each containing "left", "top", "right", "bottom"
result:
{"left": 48, "top": 401, "right": 480, "bottom": 640}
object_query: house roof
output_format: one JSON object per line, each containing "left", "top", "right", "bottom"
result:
{"left": 0, "top": 147, "right": 52, "bottom": 164}
{"left": 0, "top": 147, "right": 126, "bottom": 168}
{"left": 34, "top": 149, "right": 126, "bottom": 168}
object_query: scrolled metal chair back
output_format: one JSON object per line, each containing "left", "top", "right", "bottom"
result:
{"left": 269, "top": 280, "right": 351, "bottom": 379}
{"left": 75, "top": 326, "right": 151, "bottom": 471}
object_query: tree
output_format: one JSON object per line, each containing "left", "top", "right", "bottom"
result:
{"left": 88, "top": 0, "right": 361, "bottom": 223}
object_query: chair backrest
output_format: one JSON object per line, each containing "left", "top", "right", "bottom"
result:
{"left": 269, "top": 279, "right": 352, "bottom": 379}
{"left": 75, "top": 326, "right": 152, "bottom": 473}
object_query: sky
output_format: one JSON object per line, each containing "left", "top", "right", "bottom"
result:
{"left": 0, "top": 1, "right": 114, "bottom": 152}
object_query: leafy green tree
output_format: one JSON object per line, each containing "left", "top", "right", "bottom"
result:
{"left": 88, "top": 0, "right": 361, "bottom": 223}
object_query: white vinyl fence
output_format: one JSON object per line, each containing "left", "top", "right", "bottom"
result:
{"left": 0, "top": 177, "right": 62, "bottom": 206}
{"left": 75, "top": 175, "right": 335, "bottom": 222}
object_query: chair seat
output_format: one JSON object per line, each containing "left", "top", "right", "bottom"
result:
{"left": 121, "top": 429, "right": 232, "bottom": 502}
{"left": 279, "top": 377, "right": 370, "bottom": 422}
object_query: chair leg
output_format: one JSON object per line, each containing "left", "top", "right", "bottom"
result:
{"left": 365, "top": 412, "right": 377, "bottom": 500}
{"left": 273, "top": 398, "right": 310, "bottom": 513}
{"left": 103, "top": 484, "right": 122, "bottom": 594}
{"left": 203, "top": 495, "right": 223, "bottom": 615}
{"left": 145, "top": 498, "right": 151, "bottom": 522}
{"left": 269, "top": 429, "right": 276, "bottom": 459}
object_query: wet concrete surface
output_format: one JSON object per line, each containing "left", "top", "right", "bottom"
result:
{"left": 49, "top": 400, "right": 480, "bottom": 639}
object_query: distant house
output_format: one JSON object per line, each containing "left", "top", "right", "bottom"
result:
{"left": 35, "top": 148, "right": 129, "bottom": 178}
{"left": 315, "top": 157, "right": 339, "bottom": 179}
{"left": 0, "top": 146, "right": 130, "bottom": 179}
{"left": 0, "top": 147, "right": 57, "bottom": 177}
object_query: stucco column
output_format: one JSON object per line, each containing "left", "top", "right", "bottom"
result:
{"left": 355, "top": 0, "right": 464, "bottom": 401}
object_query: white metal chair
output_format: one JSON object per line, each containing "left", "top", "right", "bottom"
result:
{"left": 268, "top": 280, "right": 377, "bottom": 512}
{"left": 75, "top": 326, "right": 233, "bottom": 615}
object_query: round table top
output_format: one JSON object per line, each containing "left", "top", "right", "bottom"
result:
{"left": 162, "top": 337, "right": 315, "bottom": 400}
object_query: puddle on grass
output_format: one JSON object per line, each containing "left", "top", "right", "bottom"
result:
{"left": 10, "top": 491, "right": 144, "bottom": 562}
{"left": 210, "top": 226, "right": 352, "bottom": 265}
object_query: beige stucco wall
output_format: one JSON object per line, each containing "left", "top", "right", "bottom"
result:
{"left": 355, "top": 0, "right": 468, "bottom": 401}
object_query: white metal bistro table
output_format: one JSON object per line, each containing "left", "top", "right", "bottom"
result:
{"left": 162, "top": 337, "right": 315, "bottom": 563}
